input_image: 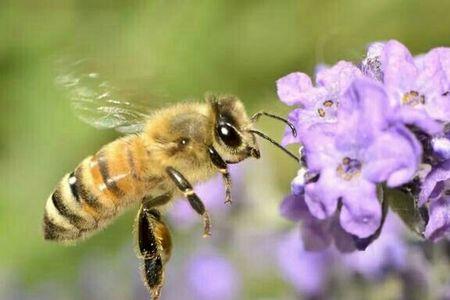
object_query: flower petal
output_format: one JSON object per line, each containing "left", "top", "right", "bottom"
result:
{"left": 363, "top": 126, "right": 421, "bottom": 187}
{"left": 424, "top": 196, "right": 450, "bottom": 241}
{"left": 304, "top": 169, "right": 341, "bottom": 219}
{"left": 340, "top": 180, "right": 381, "bottom": 238}
{"left": 419, "top": 47, "right": 450, "bottom": 90}
{"left": 416, "top": 49, "right": 450, "bottom": 121}
{"left": 419, "top": 160, "right": 450, "bottom": 205}
{"left": 280, "top": 193, "right": 311, "bottom": 222}
{"left": 381, "top": 40, "right": 418, "bottom": 93}
{"left": 338, "top": 78, "right": 390, "bottom": 137}
{"left": 393, "top": 105, "right": 443, "bottom": 135}
{"left": 291, "top": 168, "right": 308, "bottom": 195}
{"left": 329, "top": 216, "right": 356, "bottom": 253}
{"left": 302, "top": 123, "right": 339, "bottom": 172}
{"left": 422, "top": 92, "right": 450, "bottom": 123}
{"left": 432, "top": 137, "right": 450, "bottom": 161}
{"left": 316, "top": 60, "right": 362, "bottom": 91}
{"left": 276, "top": 72, "right": 313, "bottom": 106}
{"left": 302, "top": 217, "right": 333, "bottom": 251}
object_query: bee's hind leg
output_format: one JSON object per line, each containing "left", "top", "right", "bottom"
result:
{"left": 166, "top": 166, "right": 211, "bottom": 237}
{"left": 136, "top": 195, "right": 173, "bottom": 300}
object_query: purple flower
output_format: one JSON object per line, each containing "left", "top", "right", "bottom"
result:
{"left": 419, "top": 160, "right": 450, "bottom": 241}
{"left": 342, "top": 213, "right": 407, "bottom": 280}
{"left": 302, "top": 78, "right": 421, "bottom": 238}
{"left": 278, "top": 40, "right": 450, "bottom": 252}
{"left": 168, "top": 165, "right": 243, "bottom": 229}
{"left": 276, "top": 229, "right": 331, "bottom": 297}
{"left": 277, "top": 61, "right": 362, "bottom": 145}
{"left": 280, "top": 193, "right": 356, "bottom": 252}
{"left": 185, "top": 251, "right": 240, "bottom": 300}
{"left": 381, "top": 40, "right": 450, "bottom": 127}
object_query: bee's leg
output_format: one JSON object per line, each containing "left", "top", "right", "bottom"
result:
{"left": 208, "top": 146, "right": 232, "bottom": 205}
{"left": 136, "top": 195, "right": 173, "bottom": 300}
{"left": 166, "top": 166, "right": 211, "bottom": 237}
{"left": 142, "top": 192, "right": 173, "bottom": 208}
{"left": 251, "top": 111, "right": 297, "bottom": 137}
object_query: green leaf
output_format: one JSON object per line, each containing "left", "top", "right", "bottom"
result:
{"left": 385, "top": 188, "right": 426, "bottom": 237}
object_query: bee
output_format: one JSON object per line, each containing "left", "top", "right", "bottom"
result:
{"left": 44, "top": 63, "right": 298, "bottom": 299}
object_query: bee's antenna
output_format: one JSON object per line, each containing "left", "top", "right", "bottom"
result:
{"left": 248, "top": 129, "right": 299, "bottom": 162}
{"left": 251, "top": 111, "right": 297, "bottom": 138}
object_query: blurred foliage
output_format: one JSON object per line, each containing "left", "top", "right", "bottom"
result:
{"left": 0, "top": 0, "right": 449, "bottom": 299}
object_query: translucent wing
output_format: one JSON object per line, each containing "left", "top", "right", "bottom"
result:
{"left": 55, "top": 59, "right": 156, "bottom": 134}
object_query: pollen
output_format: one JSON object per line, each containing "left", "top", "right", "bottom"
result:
{"left": 317, "top": 108, "right": 326, "bottom": 118}
{"left": 402, "top": 90, "right": 425, "bottom": 106}
{"left": 336, "top": 156, "right": 362, "bottom": 181}
{"left": 323, "top": 100, "right": 334, "bottom": 107}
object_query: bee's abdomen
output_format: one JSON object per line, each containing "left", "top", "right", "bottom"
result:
{"left": 43, "top": 137, "right": 150, "bottom": 242}
{"left": 43, "top": 171, "right": 98, "bottom": 241}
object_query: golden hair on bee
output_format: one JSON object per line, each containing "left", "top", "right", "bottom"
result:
{"left": 46, "top": 65, "right": 298, "bottom": 299}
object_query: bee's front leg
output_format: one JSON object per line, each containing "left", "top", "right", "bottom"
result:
{"left": 207, "top": 146, "right": 232, "bottom": 205}
{"left": 165, "top": 166, "right": 211, "bottom": 237}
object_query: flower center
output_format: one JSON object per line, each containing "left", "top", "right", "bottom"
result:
{"left": 336, "top": 157, "right": 362, "bottom": 180}
{"left": 316, "top": 100, "right": 335, "bottom": 118}
{"left": 402, "top": 90, "right": 426, "bottom": 107}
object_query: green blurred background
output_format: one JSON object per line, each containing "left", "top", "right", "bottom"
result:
{"left": 1, "top": 0, "right": 449, "bottom": 299}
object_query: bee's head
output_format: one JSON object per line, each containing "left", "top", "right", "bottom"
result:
{"left": 208, "top": 94, "right": 299, "bottom": 164}
{"left": 208, "top": 94, "right": 260, "bottom": 164}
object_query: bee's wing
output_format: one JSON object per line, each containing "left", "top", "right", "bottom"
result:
{"left": 55, "top": 59, "right": 166, "bottom": 134}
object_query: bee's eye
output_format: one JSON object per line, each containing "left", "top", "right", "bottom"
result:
{"left": 217, "top": 123, "right": 241, "bottom": 147}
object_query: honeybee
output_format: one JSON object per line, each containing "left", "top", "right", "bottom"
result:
{"left": 44, "top": 63, "right": 298, "bottom": 299}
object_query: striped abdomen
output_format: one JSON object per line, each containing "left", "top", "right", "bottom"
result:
{"left": 43, "top": 135, "right": 155, "bottom": 242}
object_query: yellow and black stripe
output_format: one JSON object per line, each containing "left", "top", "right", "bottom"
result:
{"left": 43, "top": 137, "right": 150, "bottom": 242}
{"left": 43, "top": 172, "right": 98, "bottom": 241}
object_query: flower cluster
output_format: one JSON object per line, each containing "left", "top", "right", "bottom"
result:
{"left": 278, "top": 40, "right": 450, "bottom": 244}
